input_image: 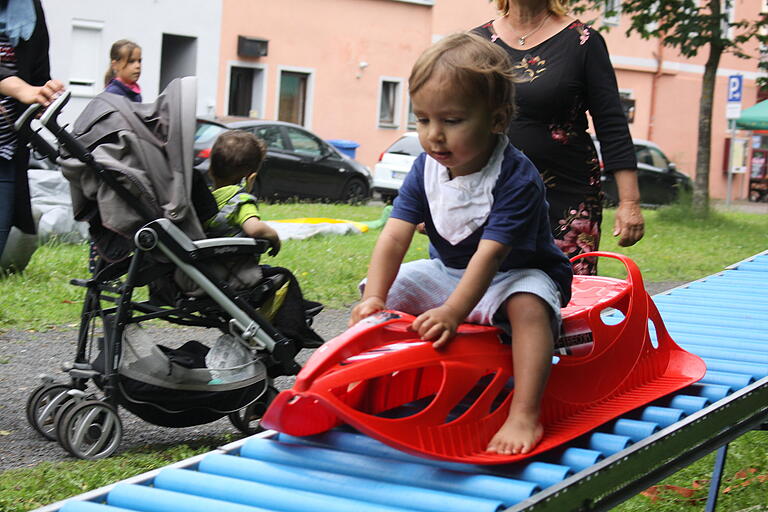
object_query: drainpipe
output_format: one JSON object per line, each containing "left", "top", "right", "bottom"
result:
{"left": 648, "top": 38, "right": 664, "bottom": 141}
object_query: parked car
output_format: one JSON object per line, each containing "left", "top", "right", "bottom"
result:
{"left": 194, "top": 118, "right": 372, "bottom": 203}
{"left": 598, "top": 137, "right": 692, "bottom": 206}
{"left": 372, "top": 133, "right": 691, "bottom": 207}
{"left": 372, "top": 132, "right": 422, "bottom": 202}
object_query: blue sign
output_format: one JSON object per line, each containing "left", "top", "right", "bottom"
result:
{"left": 727, "top": 75, "right": 743, "bottom": 103}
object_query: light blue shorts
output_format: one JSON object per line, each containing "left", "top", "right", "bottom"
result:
{"left": 360, "top": 258, "right": 562, "bottom": 338}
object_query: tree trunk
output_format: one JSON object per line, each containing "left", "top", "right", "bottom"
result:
{"left": 692, "top": 14, "right": 725, "bottom": 215}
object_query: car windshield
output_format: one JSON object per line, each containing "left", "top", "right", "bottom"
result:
{"left": 195, "top": 122, "right": 228, "bottom": 144}
{"left": 387, "top": 136, "right": 423, "bottom": 156}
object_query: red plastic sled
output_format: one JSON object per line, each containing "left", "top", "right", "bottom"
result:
{"left": 262, "top": 252, "right": 706, "bottom": 464}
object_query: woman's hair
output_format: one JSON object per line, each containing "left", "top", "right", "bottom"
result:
{"left": 104, "top": 39, "right": 141, "bottom": 87}
{"left": 493, "top": 0, "right": 567, "bottom": 16}
{"left": 409, "top": 32, "right": 517, "bottom": 120}
{"left": 209, "top": 130, "right": 268, "bottom": 184}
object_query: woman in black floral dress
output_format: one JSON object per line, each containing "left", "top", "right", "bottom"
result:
{"left": 474, "top": 0, "right": 644, "bottom": 275}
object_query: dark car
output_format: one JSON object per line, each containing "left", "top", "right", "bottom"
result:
{"left": 598, "top": 137, "right": 693, "bottom": 206}
{"left": 194, "top": 118, "right": 372, "bottom": 203}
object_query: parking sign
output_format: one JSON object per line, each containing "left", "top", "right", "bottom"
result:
{"left": 726, "top": 75, "right": 743, "bottom": 119}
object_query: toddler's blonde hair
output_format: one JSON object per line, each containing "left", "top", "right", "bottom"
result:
{"left": 409, "top": 32, "right": 517, "bottom": 121}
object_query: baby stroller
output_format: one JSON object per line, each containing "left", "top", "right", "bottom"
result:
{"left": 20, "top": 77, "right": 323, "bottom": 460}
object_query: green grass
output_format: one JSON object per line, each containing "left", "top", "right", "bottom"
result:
{"left": 0, "top": 201, "right": 767, "bottom": 511}
{"left": 3, "top": 202, "right": 766, "bottom": 331}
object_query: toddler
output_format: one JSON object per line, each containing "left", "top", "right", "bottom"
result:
{"left": 350, "top": 32, "right": 573, "bottom": 455}
{"left": 205, "top": 130, "right": 280, "bottom": 255}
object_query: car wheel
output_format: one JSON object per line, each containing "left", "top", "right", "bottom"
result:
{"left": 340, "top": 178, "right": 369, "bottom": 204}
{"left": 380, "top": 192, "right": 397, "bottom": 204}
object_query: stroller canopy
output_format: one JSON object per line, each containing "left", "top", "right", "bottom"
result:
{"left": 62, "top": 76, "right": 207, "bottom": 241}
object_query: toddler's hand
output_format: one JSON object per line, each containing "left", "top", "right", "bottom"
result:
{"left": 349, "top": 296, "right": 385, "bottom": 327}
{"left": 412, "top": 304, "right": 460, "bottom": 349}
{"left": 267, "top": 236, "right": 281, "bottom": 257}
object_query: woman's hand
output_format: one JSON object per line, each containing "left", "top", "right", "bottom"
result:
{"left": 613, "top": 199, "right": 644, "bottom": 246}
{"left": 349, "top": 296, "right": 386, "bottom": 326}
{"left": 2, "top": 78, "right": 65, "bottom": 106}
{"left": 412, "top": 304, "right": 461, "bottom": 349}
{"left": 611, "top": 169, "right": 645, "bottom": 247}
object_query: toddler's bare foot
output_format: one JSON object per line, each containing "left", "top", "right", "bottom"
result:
{"left": 486, "top": 410, "right": 543, "bottom": 455}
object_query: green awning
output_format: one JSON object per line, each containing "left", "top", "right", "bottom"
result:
{"left": 735, "top": 100, "right": 768, "bottom": 130}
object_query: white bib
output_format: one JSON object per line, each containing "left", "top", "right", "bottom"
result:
{"left": 424, "top": 135, "right": 507, "bottom": 245}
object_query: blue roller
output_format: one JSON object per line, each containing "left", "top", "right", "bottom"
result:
{"left": 702, "top": 358, "right": 768, "bottom": 380}
{"left": 667, "top": 288, "right": 768, "bottom": 305}
{"left": 676, "top": 334, "right": 768, "bottom": 354}
{"left": 662, "top": 312, "right": 768, "bottom": 331}
{"left": 106, "top": 484, "right": 271, "bottom": 512}
{"left": 639, "top": 406, "right": 685, "bottom": 427}
{"left": 685, "top": 383, "right": 731, "bottom": 402}
{"left": 198, "top": 454, "right": 505, "bottom": 512}
{"left": 504, "top": 462, "right": 572, "bottom": 488}
{"left": 154, "top": 468, "right": 417, "bottom": 512}
{"left": 700, "top": 370, "right": 755, "bottom": 390}
{"left": 239, "top": 438, "right": 539, "bottom": 503}
{"left": 653, "top": 295, "right": 766, "bottom": 312}
{"left": 556, "top": 448, "right": 603, "bottom": 472}
{"left": 59, "top": 503, "right": 135, "bottom": 512}
{"left": 734, "top": 261, "right": 768, "bottom": 271}
{"left": 657, "top": 303, "right": 766, "bottom": 320}
{"left": 663, "top": 322, "right": 768, "bottom": 342}
{"left": 665, "top": 395, "right": 710, "bottom": 415}
{"left": 612, "top": 419, "right": 660, "bottom": 441}
{"left": 587, "top": 433, "right": 632, "bottom": 456}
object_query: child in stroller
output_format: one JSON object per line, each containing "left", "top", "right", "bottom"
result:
{"left": 22, "top": 77, "right": 323, "bottom": 460}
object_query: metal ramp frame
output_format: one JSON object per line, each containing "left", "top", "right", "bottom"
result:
{"left": 33, "top": 251, "right": 768, "bottom": 512}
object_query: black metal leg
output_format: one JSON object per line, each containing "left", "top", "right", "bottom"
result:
{"left": 705, "top": 443, "right": 729, "bottom": 512}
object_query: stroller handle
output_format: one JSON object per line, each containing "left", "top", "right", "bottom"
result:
{"left": 14, "top": 102, "right": 59, "bottom": 162}
{"left": 39, "top": 91, "right": 94, "bottom": 163}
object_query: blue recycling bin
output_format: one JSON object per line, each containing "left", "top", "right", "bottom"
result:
{"left": 328, "top": 139, "right": 359, "bottom": 159}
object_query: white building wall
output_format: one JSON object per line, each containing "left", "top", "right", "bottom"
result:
{"left": 41, "top": 0, "right": 222, "bottom": 127}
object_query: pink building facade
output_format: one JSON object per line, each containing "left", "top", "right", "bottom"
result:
{"left": 216, "top": 0, "right": 764, "bottom": 199}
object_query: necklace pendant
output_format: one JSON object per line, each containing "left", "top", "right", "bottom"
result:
{"left": 518, "top": 36, "right": 526, "bottom": 46}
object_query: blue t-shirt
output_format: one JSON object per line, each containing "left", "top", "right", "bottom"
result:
{"left": 391, "top": 144, "right": 573, "bottom": 305}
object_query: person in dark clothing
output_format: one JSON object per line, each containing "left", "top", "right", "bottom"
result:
{"left": 0, "top": 0, "right": 63, "bottom": 263}
{"left": 474, "top": 0, "right": 644, "bottom": 275}
{"left": 103, "top": 39, "right": 142, "bottom": 102}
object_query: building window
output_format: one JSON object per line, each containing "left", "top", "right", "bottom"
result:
{"left": 603, "top": 0, "right": 620, "bottom": 26}
{"left": 379, "top": 78, "right": 403, "bottom": 128}
{"left": 721, "top": 0, "right": 736, "bottom": 40}
{"left": 407, "top": 97, "right": 417, "bottom": 129}
{"left": 228, "top": 64, "right": 266, "bottom": 118}
{"left": 619, "top": 90, "right": 635, "bottom": 124}
{"left": 278, "top": 70, "right": 309, "bottom": 126}
{"left": 69, "top": 20, "right": 103, "bottom": 96}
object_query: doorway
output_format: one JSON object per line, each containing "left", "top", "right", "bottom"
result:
{"left": 159, "top": 34, "right": 197, "bottom": 92}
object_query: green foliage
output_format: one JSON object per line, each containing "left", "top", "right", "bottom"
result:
{"left": 569, "top": 0, "right": 768, "bottom": 58}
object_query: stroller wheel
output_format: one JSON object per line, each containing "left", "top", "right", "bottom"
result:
{"left": 26, "top": 384, "right": 76, "bottom": 441}
{"left": 57, "top": 400, "right": 123, "bottom": 460}
{"left": 229, "top": 386, "right": 278, "bottom": 435}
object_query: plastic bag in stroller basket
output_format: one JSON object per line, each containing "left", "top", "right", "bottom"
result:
{"left": 110, "top": 324, "right": 268, "bottom": 427}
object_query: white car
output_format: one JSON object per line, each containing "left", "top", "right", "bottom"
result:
{"left": 372, "top": 132, "right": 423, "bottom": 202}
